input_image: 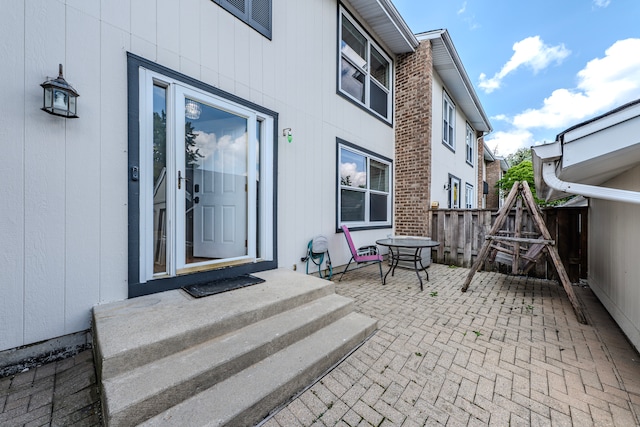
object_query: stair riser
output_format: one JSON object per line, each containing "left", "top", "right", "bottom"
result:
{"left": 106, "top": 299, "right": 355, "bottom": 426}
{"left": 216, "top": 322, "right": 377, "bottom": 427}
{"left": 97, "top": 284, "right": 335, "bottom": 380}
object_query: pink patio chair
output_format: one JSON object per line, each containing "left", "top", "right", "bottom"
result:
{"left": 339, "top": 225, "right": 383, "bottom": 283}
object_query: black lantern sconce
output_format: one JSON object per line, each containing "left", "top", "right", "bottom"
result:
{"left": 41, "top": 64, "right": 79, "bottom": 118}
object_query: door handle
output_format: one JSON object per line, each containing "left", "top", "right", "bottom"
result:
{"left": 178, "top": 170, "right": 189, "bottom": 189}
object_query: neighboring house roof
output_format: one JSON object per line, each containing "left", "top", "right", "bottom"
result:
{"left": 532, "top": 98, "right": 640, "bottom": 204}
{"left": 348, "top": 0, "right": 419, "bottom": 54}
{"left": 483, "top": 142, "right": 509, "bottom": 171}
{"left": 416, "top": 29, "right": 492, "bottom": 134}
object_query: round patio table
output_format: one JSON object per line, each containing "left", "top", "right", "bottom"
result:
{"left": 376, "top": 237, "right": 440, "bottom": 290}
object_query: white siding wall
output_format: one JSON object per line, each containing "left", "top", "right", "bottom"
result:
{"left": 588, "top": 164, "right": 640, "bottom": 351}
{"left": 0, "top": 0, "right": 396, "bottom": 352}
{"left": 429, "top": 76, "right": 478, "bottom": 207}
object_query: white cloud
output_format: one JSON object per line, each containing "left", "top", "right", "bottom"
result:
{"left": 340, "top": 162, "right": 366, "bottom": 188}
{"left": 457, "top": 2, "right": 467, "bottom": 14}
{"left": 512, "top": 38, "right": 640, "bottom": 130}
{"left": 593, "top": 0, "right": 611, "bottom": 7}
{"left": 485, "top": 129, "right": 535, "bottom": 156}
{"left": 479, "top": 36, "right": 570, "bottom": 93}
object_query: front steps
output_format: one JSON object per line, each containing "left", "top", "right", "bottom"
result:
{"left": 93, "top": 269, "right": 377, "bottom": 426}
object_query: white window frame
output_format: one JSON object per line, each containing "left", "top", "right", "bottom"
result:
{"left": 338, "top": 6, "right": 393, "bottom": 123}
{"left": 466, "top": 124, "right": 475, "bottom": 166}
{"left": 338, "top": 141, "right": 392, "bottom": 228}
{"left": 465, "top": 183, "right": 474, "bottom": 209}
{"left": 443, "top": 93, "right": 455, "bottom": 150}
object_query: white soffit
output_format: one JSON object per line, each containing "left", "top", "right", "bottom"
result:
{"left": 417, "top": 29, "right": 491, "bottom": 133}
{"left": 347, "top": 0, "right": 419, "bottom": 54}
{"left": 559, "top": 100, "right": 640, "bottom": 184}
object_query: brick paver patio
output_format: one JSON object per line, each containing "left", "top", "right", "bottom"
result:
{"left": 264, "top": 263, "right": 640, "bottom": 427}
{"left": 2, "top": 263, "right": 640, "bottom": 426}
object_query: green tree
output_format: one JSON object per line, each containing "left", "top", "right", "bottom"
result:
{"left": 496, "top": 160, "right": 543, "bottom": 204}
{"left": 506, "top": 147, "right": 532, "bottom": 167}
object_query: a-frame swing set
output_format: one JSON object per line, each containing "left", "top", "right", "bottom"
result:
{"left": 461, "top": 181, "right": 587, "bottom": 324}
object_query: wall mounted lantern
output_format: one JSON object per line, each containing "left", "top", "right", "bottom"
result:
{"left": 41, "top": 64, "right": 79, "bottom": 118}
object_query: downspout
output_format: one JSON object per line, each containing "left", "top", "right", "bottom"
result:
{"left": 541, "top": 160, "right": 640, "bottom": 205}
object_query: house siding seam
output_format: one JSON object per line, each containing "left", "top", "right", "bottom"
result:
{"left": 394, "top": 40, "right": 433, "bottom": 237}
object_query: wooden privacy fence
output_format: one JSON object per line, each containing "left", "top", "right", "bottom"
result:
{"left": 428, "top": 207, "right": 588, "bottom": 282}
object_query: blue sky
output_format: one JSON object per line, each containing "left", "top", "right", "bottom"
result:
{"left": 392, "top": 0, "right": 640, "bottom": 156}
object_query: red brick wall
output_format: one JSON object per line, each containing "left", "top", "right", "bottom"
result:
{"left": 486, "top": 159, "right": 503, "bottom": 209}
{"left": 394, "top": 41, "right": 433, "bottom": 237}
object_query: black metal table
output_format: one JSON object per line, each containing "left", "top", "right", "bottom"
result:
{"left": 376, "top": 237, "right": 440, "bottom": 290}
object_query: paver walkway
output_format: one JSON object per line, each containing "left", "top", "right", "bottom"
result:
{"left": 0, "top": 349, "right": 101, "bottom": 426}
{"left": 264, "top": 264, "right": 640, "bottom": 426}
{"left": 2, "top": 263, "right": 640, "bottom": 426}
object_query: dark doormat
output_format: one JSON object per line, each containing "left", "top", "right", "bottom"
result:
{"left": 182, "top": 274, "right": 265, "bottom": 298}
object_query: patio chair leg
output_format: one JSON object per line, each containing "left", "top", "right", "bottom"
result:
{"left": 339, "top": 258, "right": 354, "bottom": 282}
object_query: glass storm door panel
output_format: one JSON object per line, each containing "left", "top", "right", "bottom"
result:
{"left": 175, "top": 89, "right": 256, "bottom": 270}
{"left": 152, "top": 84, "right": 168, "bottom": 275}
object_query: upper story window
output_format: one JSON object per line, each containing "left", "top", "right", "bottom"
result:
{"left": 338, "top": 7, "right": 393, "bottom": 123}
{"left": 338, "top": 139, "right": 392, "bottom": 228}
{"left": 466, "top": 124, "right": 474, "bottom": 165}
{"left": 213, "top": 0, "right": 272, "bottom": 39}
{"left": 443, "top": 93, "right": 455, "bottom": 150}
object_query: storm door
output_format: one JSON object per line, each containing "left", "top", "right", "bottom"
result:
{"left": 176, "top": 87, "right": 256, "bottom": 271}
{"left": 144, "top": 75, "right": 261, "bottom": 281}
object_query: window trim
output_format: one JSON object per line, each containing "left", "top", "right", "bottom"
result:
{"left": 443, "top": 92, "right": 456, "bottom": 151}
{"left": 336, "top": 138, "right": 393, "bottom": 231}
{"left": 337, "top": 5, "right": 394, "bottom": 125}
{"left": 127, "top": 52, "right": 278, "bottom": 298}
{"left": 465, "top": 123, "right": 475, "bottom": 166}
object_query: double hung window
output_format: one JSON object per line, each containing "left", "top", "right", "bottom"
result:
{"left": 338, "top": 140, "right": 391, "bottom": 228}
{"left": 465, "top": 183, "right": 474, "bottom": 209}
{"left": 443, "top": 93, "right": 455, "bottom": 149}
{"left": 338, "top": 7, "right": 393, "bottom": 122}
{"left": 466, "top": 124, "right": 475, "bottom": 165}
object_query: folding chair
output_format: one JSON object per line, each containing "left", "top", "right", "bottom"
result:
{"left": 339, "top": 225, "right": 383, "bottom": 283}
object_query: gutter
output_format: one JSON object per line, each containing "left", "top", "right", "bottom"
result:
{"left": 533, "top": 143, "right": 640, "bottom": 205}
{"left": 540, "top": 161, "right": 640, "bottom": 205}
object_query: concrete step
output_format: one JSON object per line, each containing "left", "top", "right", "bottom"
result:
{"left": 93, "top": 269, "right": 335, "bottom": 380}
{"left": 140, "top": 312, "right": 377, "bottom": 427}
{"left": 102, "top": 293, "right": 355, "bottom": 426}
{"left": 93, "top": 269, "right": 377, "bottom": 427}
